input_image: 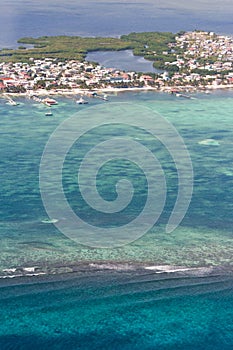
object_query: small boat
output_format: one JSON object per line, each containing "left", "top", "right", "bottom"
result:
{"left": 43, "top": 97, "right": 58, "bottom": 106}
{"left": 45, "top": 109, "right": 53, "bottom": 116}
{"left": 76, "top": 97, "right": 88, "bottom": 104}
{"left": 176, "top": 93, "right": 192, "bottom": 99}
{"left": 41, "top": 218, "right": 58, "bottom": 224}
{"left": 91, "top": 93, "right": 108, "bottom": 101}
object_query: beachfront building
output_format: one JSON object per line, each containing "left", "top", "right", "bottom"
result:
{"left": 0, "top": 31, "right": 232, "bottom": 93}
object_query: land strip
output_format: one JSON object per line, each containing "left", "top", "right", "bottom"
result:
{"left": 0, "top": 31, "right": 232, "bottom": 94}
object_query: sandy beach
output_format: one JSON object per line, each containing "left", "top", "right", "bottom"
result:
{"left": 1, "top": 83, "right": 233, "bottom": 99}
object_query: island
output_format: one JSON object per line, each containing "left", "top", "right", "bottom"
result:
{"left": 0, "top": 30, "right": 232, "bottom": 96}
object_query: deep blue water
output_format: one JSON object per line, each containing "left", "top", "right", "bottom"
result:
{"left": 0, "top": 0, "right": 233, "bottom": 48}
{"left": 0, "top": 269, "right": 233, "bottom": 350}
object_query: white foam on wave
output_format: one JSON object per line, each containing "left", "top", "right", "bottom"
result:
{"left": 0, "top": 266, "right": 46, "bottom": 279}
{"left": 23, "top": 267, "right": 38, "bottom": 273}
{"left": 144, "top": 265, "right": 214, "bottom": 275}
{"left": 3, "top": 268, "right": 17, "bottom": 273}
{"left": 0, "top": 272, "right": 46, "bottom": 279}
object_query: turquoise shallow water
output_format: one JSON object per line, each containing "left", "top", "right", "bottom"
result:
{"left": 1, "top": 90, "right": 233, "bottom": 348}
{"left": 1, "top": 90, "right": 233, "bottom": 269}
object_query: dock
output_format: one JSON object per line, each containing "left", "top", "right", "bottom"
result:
{"left": 4, "top": 94, "right": 19, "bottom": 106}
{"left": 28, "top": 94, "right": 58, "bottom": 106}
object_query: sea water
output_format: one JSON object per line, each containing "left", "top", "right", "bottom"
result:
{"left": 1, "top": 90, "right": 233, "bottom": 348}
{"left": 1, "top": 91, "right": 233, "bottom": 269}
{"left": 86, "top": 50, "right": 160, "bottom": 73}
{"left": 0, "top": 269, "right": 233, "bottom": 349}
{"left": 1, "top": 0, "right": 233, "bottom": 48}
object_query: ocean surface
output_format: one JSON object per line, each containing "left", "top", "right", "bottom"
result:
{"left": 1, "top": 1, "right": 233, "bottom": 348}
{"left": 1, "top": 90, "right": 233, "bottom": 348}
{"left": 0, "top": 268, "right": 233, "bottom": 350}
{"left": 1, "top": 0, "right": 233, "bottom": 48}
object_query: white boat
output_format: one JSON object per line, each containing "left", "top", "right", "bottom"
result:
{"left": 45, "top": 110, "right": 53, "bottom": 116}
{"left": 43, "top": 97, "right": 58, "bottom": 106}
{"left": 76, "top": 97, "right": 88, "bottom": 104}
{"left": 176, "top": 93, "right": 192, "bottom": 99}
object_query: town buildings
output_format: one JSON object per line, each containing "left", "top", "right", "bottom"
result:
{"left": 0, "top": 31, "right": 232, "bottom": 93}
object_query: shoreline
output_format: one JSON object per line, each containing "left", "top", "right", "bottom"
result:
{"left": 1, "top": 84, "right": 233, "bottom": 99}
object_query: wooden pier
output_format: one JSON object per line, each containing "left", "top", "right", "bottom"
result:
{"left": 3, "top": 94, "right": 19, "bottom": 106}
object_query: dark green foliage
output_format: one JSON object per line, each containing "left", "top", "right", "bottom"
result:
{"left": 0, "top": 36, "right": 133, "bottom": 62}
{"left": 0, "top": 32, "right": 176, "bottom": 64}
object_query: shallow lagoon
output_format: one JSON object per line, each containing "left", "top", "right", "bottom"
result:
{"left": 86, "top": 50, "right": 160, "bottom": 73}
{"left": 1, "top": 90, "right": 233, "bottom": 271}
